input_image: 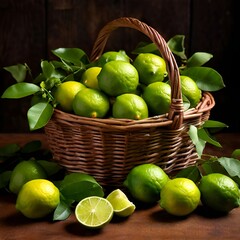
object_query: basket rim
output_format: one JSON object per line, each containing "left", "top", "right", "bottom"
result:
{"left": 46, "top": 92, "right": 215, "bottom": 131}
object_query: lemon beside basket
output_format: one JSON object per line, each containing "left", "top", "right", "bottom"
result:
{"left": 44, "top": 17, "right": 215, "bottom": 187}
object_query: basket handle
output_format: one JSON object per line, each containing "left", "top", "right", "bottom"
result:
{"left": 90, "top": 17, "right": 184, "bottom": 129}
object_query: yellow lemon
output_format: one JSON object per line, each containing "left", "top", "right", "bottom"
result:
{"left": 54, "top": 80, "right": 86, "bottom": 112}
{"left": 81, "top": 66, "right": 102, "bottom": 90}
{"left": 16, "top": 179, "right": 60, "bottom": 219}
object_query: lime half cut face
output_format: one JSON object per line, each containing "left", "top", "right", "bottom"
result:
{"left": 75, "top": 196, "right": 113, "bottom": 229}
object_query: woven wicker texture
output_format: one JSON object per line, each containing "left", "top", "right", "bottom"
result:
{"left": 44, "top": 17, "right": 215, "bottom": 186}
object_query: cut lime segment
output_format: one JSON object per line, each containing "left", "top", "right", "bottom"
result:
{"left": 106, "top": 189, "right": 136, "bottom": 217}
{"left": 75, "top": 196, "right": 113, "bottom": 229}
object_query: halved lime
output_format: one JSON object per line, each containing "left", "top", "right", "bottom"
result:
{"left": 75, "top": 196, "right": 113, "bottom": 229}
{"left": 106, "top": 189, "right": 136, "bottom": 217}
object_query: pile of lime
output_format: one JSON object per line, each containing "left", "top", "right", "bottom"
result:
{"left": 53, "top": 50, "right": 202, "bottom": 120}
{"left": 6, "top": 157, "right": 240, "bottom": 229}
{"left": 123, "top": 163, "right": 240, "bottom": 217}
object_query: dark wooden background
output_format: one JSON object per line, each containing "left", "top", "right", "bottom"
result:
{"left": 0, "top": 0, "right": 239, "bottom": 133}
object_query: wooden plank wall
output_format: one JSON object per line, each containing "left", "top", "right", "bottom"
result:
{"left": 0, "top": 0, "right": 239, "bottom": 133}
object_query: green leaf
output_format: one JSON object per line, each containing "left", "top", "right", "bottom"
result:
{"left": 198, "top": 128, "right": 222, "bottom": 148}
{"left": 167, "top": 35, "right": 187, "bottom": 59}
{"left": 188, "top": 125, "right": 206, "bottom": 157}
{"left": 0, "top": 171, "right": 12, "bottom": 189}
{"left": 187, "top": 52, "right": 213, "bottom": 67}
{"left": 53, "top": 200, "right": 72, "bottom": 221}
{"left": 202, "top": 120, "right": 228, "bottom": 129}
{"left": 27, "top": 102, "right": 54, "bottom": 131}
{"left": 52, "top": 48, "right": 89, "bottom": 65}
{"left": 41, "top": 60, "right": 64, "bottom": 80}
{"left": 59, "top": 172, "right": 104, "bottom": 202}
{"left": 0, "top": 143, "right": 20, "bottom": 158}
{"left": 218, "top": 157, "right": 240, "bottom": 178}
{"left": 21, "top": 140, "right": 42, "bottom": 154}
{"left": 131, "top": 42, "right": 159, "bottom": 55}
{"left": 174, "top": 166, "right": 201, "bottom": 183}
{"left": 1, "top": 82, "right": 41, "bottom": 98}
{"left": 201, "top": 160, "right": 226, "bottom": 175}
{"left": 181, "top": 67, "right": 225, "bottom": 91}
{"left": 37, "top": 160, "right": 62, "bottom": 177}
{"left": 3, "top": 64, "right": 27, "bottom": 82}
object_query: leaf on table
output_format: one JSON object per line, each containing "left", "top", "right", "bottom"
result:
{"left": 53, "top": 200, "right": 73, "bottom": 221}
{"left": 59, "top": 173, "right": 104, "bottom": 202}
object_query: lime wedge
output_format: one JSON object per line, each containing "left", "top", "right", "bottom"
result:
{"left": 106, "top": 189, "right": 136, "bottom": 217}
{"left": 75, "top": 196, "right": 113, "bottom": 229}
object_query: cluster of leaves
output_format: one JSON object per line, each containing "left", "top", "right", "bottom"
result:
{"left": 1, "top": 49, "right": 90, "bottom": 130}
{"left": 1, "top": 35, "right": 225, "bottom": 131}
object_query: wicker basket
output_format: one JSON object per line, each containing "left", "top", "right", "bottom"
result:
{"left": 44, "top": 17, "right": 215, "bottom": 186}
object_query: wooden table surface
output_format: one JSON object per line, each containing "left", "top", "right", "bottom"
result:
{"left": 0, "top": 133, "right": 239, "bottom": 240}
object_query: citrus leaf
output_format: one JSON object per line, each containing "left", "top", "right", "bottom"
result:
{"left": 52, "top": 48, "right": 89, "bottom": 65}
{"left": 201, "top": 160, "right": 227, "bottom": 175}
{"left": 1, "top": 82, "right": 40, "bottom": 98}
{"left": 167, "top": 35, "right": 187, "bottom": 59}
{"left": 186, "top": 52, "right": 213, "bottom": 67}
{"left": 174, "top": 166, "right": 201, "bottom": 183}
{"left": 218, "top": 157, "right": 240, "bottom": 185}
{"left": 21, "top": 140, "right": 42, "bottom": 154}
{"left": 27, "top": 102, "right": 54, "bottom": 131}
{"left": 37, "top": 160, "right": 62, "bottom": 177}
{"left": 3, "top": 64, "right": 27, "bottom": 82}
{"left": 188, "top": 125, "right": 206, "bottom": 157}
{"left": 53, "top": 200, "right": 72, "bottom": 221}
{"left": 197, "top": 128, "right": 222, "bottom": 147}
{"left": 202, "top": 120, "right": 228, "bottom": 129}
{"left": 131, "top": 42, "right": 159, "bottom": 55}
{"left": 218, "top": 157, "right": 240, "bottom": 178}
{"left": 59, "top": 173, "right": 104, "bottom": 202}
{"left": 0, "top": 143, "right": 20, "bottom": 158}
{"left": 181, "top": 66, "right": 225, "bottom": 91}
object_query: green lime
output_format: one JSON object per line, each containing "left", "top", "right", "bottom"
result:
{"left": 81, "top": 66, "right": 102, "bottom": 90}
{"left": 106, "top": 189, "right": 136, "bottom": 217}
{"left": 123, "top": 163, "right": 170, "bottom": 203}
{"left": 9, "top": 159, "right": 47, "bottom": 194}
{"left": 159, "top": 178, "right": 201, "bottom": 216}
{"left": 72, "top": 88, "right": 110, "bottom": 118}
{"left": 198, "top": 173, "right": 240, "bottom": 213}
{"left": 75, "top": 196, "right": 114, "bottom": 229}
{"left": 142, "top": 81, "right": 171, "bottom": 116}
{"left": 98, "top": 60, "right": 139, "bottom": 97}
{"left": 97, "top": 50, "right": 130, "bottom": 67}
{"left": 54, "top": 80, "right": 86, "bottom": 112}
{"left": 16, "top": 179, "right": 60, "bottom": 219}
{"left": 133, "top": 53, "right": 167, "bottom": 85}
{"left": 180, "top": 76, "right": 202, "bottom": 108}
{"left": 112, "top": 93, "right": 148, "bottom": 120}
